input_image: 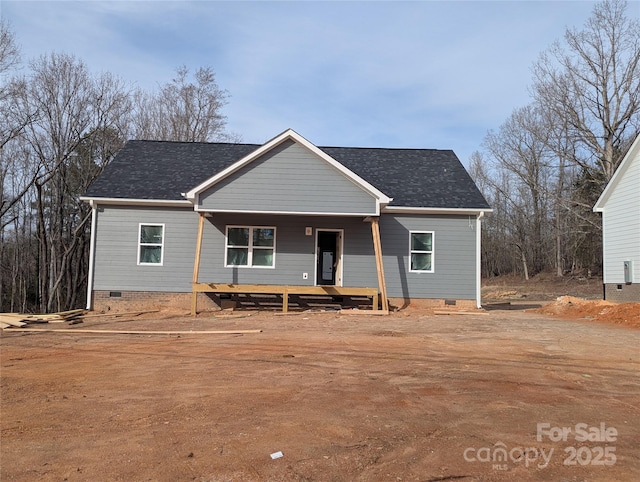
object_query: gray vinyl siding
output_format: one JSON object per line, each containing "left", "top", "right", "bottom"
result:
{"left": 199, "top": 214, "right": 379, "bottom": 287}
{"left": 93, "top": 206, "right": 199, "bottom": 292}
{"left": 379, "top": 215, "right": 477, "bottom": 299}
{"left": 93, "top": 207, "right": 477, "bottom": 300}
{"left": 93, "top": 208, "right": 378, "bottom": 292}
{"left": 203, "top": 214, "right": 478, "bottom": 299}
{"left": 600, "top": 152, "right": 640, "bottom": 285}
{"left": 198, "top": 140, "right": 378, "bottom": 215}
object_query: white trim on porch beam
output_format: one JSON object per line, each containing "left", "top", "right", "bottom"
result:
{"left": 193, "top": 207, "right": 380, "bottom": 216}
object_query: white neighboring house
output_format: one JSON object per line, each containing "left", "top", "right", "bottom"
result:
{"left": 593, "top": 134, "right": 640, "bottom": 302}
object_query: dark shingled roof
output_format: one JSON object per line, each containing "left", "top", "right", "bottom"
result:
{"left": 84, "top": 139, "right": 490, "bottom": 209}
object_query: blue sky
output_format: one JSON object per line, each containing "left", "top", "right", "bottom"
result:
{"left": 4, "top": 0, "right": 634, "bottom": 165}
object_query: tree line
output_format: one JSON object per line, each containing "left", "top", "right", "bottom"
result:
{"left": 0, "top": 20, "right": 235, "bottom": 312}
{"left": 469, "top": 0, "right": 639, "bottom": 280}
{"left": 2, "top": 0, "right": 638, "bottom": 313}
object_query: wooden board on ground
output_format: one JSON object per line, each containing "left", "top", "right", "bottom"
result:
{"left": 0, "top": 318, "right": 27, "bottom": 327}
{"left": 53, "top": 309, "right": 86, "bottom": 317}
{"left": 3, "top": 328, "right": 263, "bottom": 335}
{"left": 77, "top": 310, "right": 160, "bottom": 320}
{"left": 340, "top": 309, "right": 390, "bottom": 316}
{"left": 0, "top": 314, "right": 28, "bottom": 322}
{"left": 433, "top": 310, "right": 489, "bottom": 316}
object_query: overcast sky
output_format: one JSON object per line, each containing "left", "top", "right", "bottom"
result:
{"left": 5, "top": 0, "right": 636, "bottom": 165}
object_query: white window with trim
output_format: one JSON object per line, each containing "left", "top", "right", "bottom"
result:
{"left": 225, "top": 226, "right": 276, "bottom": 268}
{"left": 138, "top": 224, "right": 164, "bottom": 265}
{"left": 409, "top": 231, "right": 434, "bottom": 273}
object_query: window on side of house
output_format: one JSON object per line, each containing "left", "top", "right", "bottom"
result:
{"left": 225, "top": 226, "right": 275, "bottom": 268}
{"left": 409, "top": 231, "right": 434, "bottom": 273}
{"left": 138, "top": 224, "right": 164, "bottom": 265}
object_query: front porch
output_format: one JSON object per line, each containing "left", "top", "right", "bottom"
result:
{"left": 191, "top": 283, "right": 380, "bottom": 314}
{"left": 190, "top": 212, "right": 390, "bottom": 315}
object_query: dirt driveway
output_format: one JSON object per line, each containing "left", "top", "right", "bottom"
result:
{"left": 1, "top": 308, "right": 639, "bottom": 481}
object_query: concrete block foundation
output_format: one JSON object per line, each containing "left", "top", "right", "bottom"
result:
{"left": 603, "top": 283, "right": 640, "bottom": 303}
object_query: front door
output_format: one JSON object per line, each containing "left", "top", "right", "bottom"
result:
{"left": 316, "top": 230, "right": 342, "bottom": 286}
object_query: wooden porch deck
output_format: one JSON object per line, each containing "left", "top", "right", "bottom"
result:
{"left": 191, "top": 283, "right": 379, "bottom": 315}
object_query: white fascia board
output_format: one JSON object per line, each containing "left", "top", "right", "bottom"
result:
{"left": 194, "top": 207, "right": 380, "bottom": 217}
{"left": 383, "top": 206, "right": 493, "bottom": 216}
{"left": 80, "top": 196, "right": 192, "bottom": 208}
{"left": 184, "top": 128, "right": 392, "bottom": 204}
{"left": 594, "top": 134, "right": 640, "bottom": 212}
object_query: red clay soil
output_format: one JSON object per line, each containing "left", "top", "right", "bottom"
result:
{"left": 483, "top": 273, "right": 640, "bottom": 327}
{"left": 536, "top": 296, "right": 640, "bottom": 328}
{"left": 1, "top": 308, "right": 639, "bottom": 481}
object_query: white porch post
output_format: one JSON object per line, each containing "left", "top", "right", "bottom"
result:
{"left": 476, "top": 211, "right": 485, "bottom": 309}
{"left": 85, "top": 204, "right": 98, "bottom": 310}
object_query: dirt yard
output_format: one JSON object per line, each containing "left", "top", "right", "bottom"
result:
{"left": 1, "top": 302, "right": 639, "bottom": 481}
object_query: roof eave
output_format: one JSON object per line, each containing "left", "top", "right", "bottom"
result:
{"left": 80, "top": 196, "right": 192, "bottom": 208}
{"left": 383, "top": 206, "right": 493, "bottom": 216}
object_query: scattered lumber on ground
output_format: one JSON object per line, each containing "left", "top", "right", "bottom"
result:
{"left": 1, "top": 309, "right": 264, "bottom": 335}
{"left": 0, "top": 309, "right": 166, "bottom": 330}
{"left": 5, "top": 328, "right": 262, "bottom": 335}
{"left": 75, "top": 310, "right": 160, "bottom": 320}
{"left": 0, "top": 309, "right": 86, "bottom": 328}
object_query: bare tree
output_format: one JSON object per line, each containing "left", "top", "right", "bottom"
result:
{"left": 0, "top": 20, "right": 23, "bottom": 312}
{"left": 482, "top": 105, "right": 555, "bottom": 278}
{"left": 5, "top": 53, "right": 130, "bottom": 312}
{"left": 469, "top": 152, "right": 512, "bottom": 277}
{"left": 133, "top": 66, "right": 234, "bottom": 142}
{"left": 532, "top": 0, "right": 640, "bottom": 183}
{"left": 544, "top": 115, "right": 574, "bottom": 277}
{"left": 0, "top": 19, "right": 19, "bottom": 74}
{"left": 0, "top": 20, "right": 29, "bottom": 152}
{"left": 474, "top": 0, "right": 639, "bottom": 281}
{"left": 1, "top": 30, "right": 238, "bottom": 312}
{"left": 531, "top": 0, "right": 640, "bottom": 276}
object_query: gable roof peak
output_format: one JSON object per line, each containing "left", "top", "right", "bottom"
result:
{"left": 184, "top": 129, "right": 393, "bottom": 205}
{"left": 594, "top": 133, "right": 640, "bottom": 211}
